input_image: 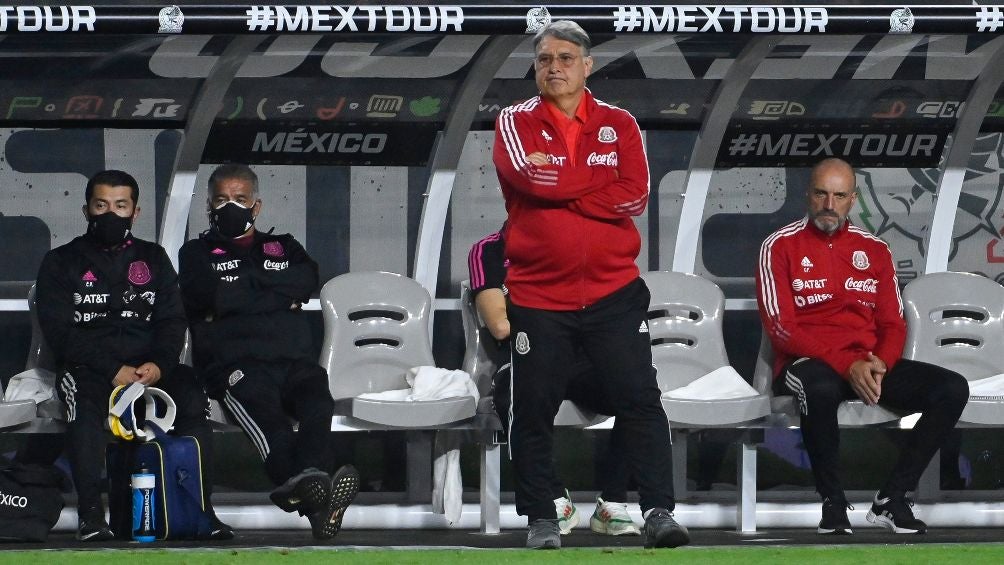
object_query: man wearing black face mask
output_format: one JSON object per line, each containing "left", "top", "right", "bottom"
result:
{"left": 34, "top": 170, "right": 233, "bottom": 541}
{"left": 178, "top": 164, "right": 358, "bottom": 541}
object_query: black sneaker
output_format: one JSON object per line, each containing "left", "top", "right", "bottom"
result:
{"left": 866, "top": 493, "right": 927, "bottom": 534}
{"left": 309, "top": 464, "right": 360, "bottom": 541}
{"left": 77, "top": 515, "right": 115, "bottom": 542}
{"left": 818, "top": 497, "right": 853, "bottom": 535}
{"left": 207, "top": 512, "right": 235, "bottom": 541}
{"left": 270, "top": 468, "right": 330, "bottom": 514}
{"left": 526, "top": 518, "right": 561, "bottom": 549}
{"left": 642, "top": 508, "right": 690, "bottom": 548}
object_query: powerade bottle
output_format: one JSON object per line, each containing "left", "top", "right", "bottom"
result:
{"left": 131, "top": 468, "right": 156, "bottom": 542}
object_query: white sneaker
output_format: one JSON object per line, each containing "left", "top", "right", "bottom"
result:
{"left": 554, "top": 490, "right": 579, "bottom": 535}
{"left": 590, "top": 497, "right": 641, "bottom": 536}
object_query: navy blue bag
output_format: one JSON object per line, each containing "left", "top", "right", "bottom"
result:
{"left": 108, "top": 424, "right": 212, "bottom": 540}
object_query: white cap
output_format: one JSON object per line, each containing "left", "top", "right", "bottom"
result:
{"left": 132, "top": 473, "right": 156, "bottom": 489}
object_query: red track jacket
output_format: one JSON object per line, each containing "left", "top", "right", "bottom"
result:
{"left": 756, "top": 217, "right": 906, "bottom": 379}
{"left": 492, "top": 90, "right": 649, "bottom": 310}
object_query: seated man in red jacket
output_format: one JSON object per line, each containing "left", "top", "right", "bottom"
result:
{"left": 756, "top": 157, "right": 968, "bottom": 535}
{"left": 492, "top": 19, "right": 688, "bottom": 550}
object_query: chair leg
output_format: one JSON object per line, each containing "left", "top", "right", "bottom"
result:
{"left": 914, "top": 448, "right": 941, "bottom": 502}
{"left": 406, "top": 430, "right": 433, "bottom": 503}
{"left": 736, "top": 438, "right": 758, "bottom": 533}
{"left": 480, "top": 442, "right": 501, "bottom": 534}
{"left": 672, "top": 428, "right": 688, "bottom": 502}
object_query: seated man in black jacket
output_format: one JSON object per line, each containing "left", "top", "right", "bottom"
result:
{"left": 35, "top": 170, "right": 231, "bottom": 541}
{"left": 178, "top": 164, "right": 358, "bottom": 541}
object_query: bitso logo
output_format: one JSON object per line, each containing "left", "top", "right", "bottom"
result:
{"left": 515, "top": 331, "right": 531, "bottom": 355}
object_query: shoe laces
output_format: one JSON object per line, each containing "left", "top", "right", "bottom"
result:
{"left": 824, "top": 497, "right": 854, "bottom": 512}
{"left": 886, "top": 496, "right": 917, "bottom": 518}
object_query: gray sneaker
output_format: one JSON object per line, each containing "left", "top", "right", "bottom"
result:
{"left": 526, "top": 518, "right": 561, "bottom": 549}
{"left": 643, "top": 508, "right": 690, "bottom": 548}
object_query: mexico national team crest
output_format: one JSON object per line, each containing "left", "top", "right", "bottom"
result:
{"left": 598, "top": 126, "right": 617, "bottom": 143}
{"left": 128, "top": 261, "right": 152, "bottom": 286}
{"left": 525, "top": 7, "right": 551, "bottom": 33}
{"left": 515, "top": 331, "right": 531, "bottom": 355}
{"left": 263, "top": 241, "right": 285, "bottom": 257}
{"left": 852, "top": 250, "right": 870, "bottom": 270}
{"left": 158, "top": 5, "right": 184, "bottom": 33}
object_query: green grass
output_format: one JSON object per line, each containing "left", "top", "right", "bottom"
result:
{"left": 2, "top": 546, "right": 1004, "bottom": 565}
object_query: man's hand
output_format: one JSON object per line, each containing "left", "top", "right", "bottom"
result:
{"left": 847, "top": 358, "right": 881, "bottom": 405}
{"left": 489, "top": 318, "right": 511, "bottom": 341}
{"left": 526, "top": 152, "right": 548, "bottom": 166}
{"left": 112, "top": 365, "right": 139, "bottom": 387}
{"left": 135, "top": 362, "right": 162, "bottom": 386}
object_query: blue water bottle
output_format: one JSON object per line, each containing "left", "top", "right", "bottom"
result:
{"left": 131, "top": 468, "right": 156, "bottom": 542}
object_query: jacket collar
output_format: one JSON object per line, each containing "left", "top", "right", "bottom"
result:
{"left": 531, "top": 88, "right": 600, "bottom": 132}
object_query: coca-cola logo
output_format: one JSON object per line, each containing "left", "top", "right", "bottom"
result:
{"left": 587, "top": 151, "right": 618, "bottom": 167}
{"left": 844, "top": 277, "right": 878, "bottom": 293}
{"left": 264, "top": 260, "right": 289, "bottom": 271}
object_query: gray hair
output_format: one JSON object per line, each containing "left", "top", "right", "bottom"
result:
{"left": 533, "top": 20, "right": 591, "bottom": 56}
{"left": 208, "top": 163, "right": 259, "bottom": 199}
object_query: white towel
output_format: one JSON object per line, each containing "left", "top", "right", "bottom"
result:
{"left": 3, "top": 368, "right": 56, "bottom": 404}
{"left": 662, "top": 366, "right": 758, "bottom": 400}
{"left": 432, "top": 432, "right": 464, "bottom": 525}
{"left": 355, "top": 366, "right": 478, "bottom": 524}
{"left": 357, "top": 366, "right": 480, "bottom": 403}
{"left": 967, "top": 373, "right": 1004, "bottom": 400}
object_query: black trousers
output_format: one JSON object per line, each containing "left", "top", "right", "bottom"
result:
{"left": 774, "top": 357, "right": 968, "bottom": 500}
{"left": 217, "top": 359, "right": 335, "bottom": 486}
{"left": 56, "top": 364, "right": 213, "bottom": 516}
{"left": 507, "top": 278, "right": 675, "bottom": 521}
{"left": 493, "top": 344, "right": 631, "bottom": 503}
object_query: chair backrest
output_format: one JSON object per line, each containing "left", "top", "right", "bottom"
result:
{"left": 902, "top": 271, "right": 1004, "bottom": 381}
{"left": 26, "top": 284, "right": 57, "bottom": 372}
{"left": 319, "top": 271, "right": 436, "bottom": 400}
{"left": 458, "top": 280, "right": 498, "bottom": 399}
{"left": 641, "top": 271, "right": 730, "bottom": 392}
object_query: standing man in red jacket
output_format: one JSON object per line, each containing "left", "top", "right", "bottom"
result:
{"left": 492, "top": 20, "right": 688, "bottom": 550}
{"left": 756, "top": 157, "right": 968, "bottom": 535}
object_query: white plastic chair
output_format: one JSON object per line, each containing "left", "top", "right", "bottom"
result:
{"left": 320, "top": 271, "right": 476, "bottom": 427}
{"left": 903, "top": 271, "right": 1004, "bottom": 425}
{"left": 642, "top": 271, "right": 769, "bottom": 426}
{"left": 0, "top": 285, "right": 61, "bottom": 430}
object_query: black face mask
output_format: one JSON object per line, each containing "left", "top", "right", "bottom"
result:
{"left": 209, "top": 201, "right": 255, "bottom": 239}
{"left": 87, "top": 212, "right": 133, "bottom": 247}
